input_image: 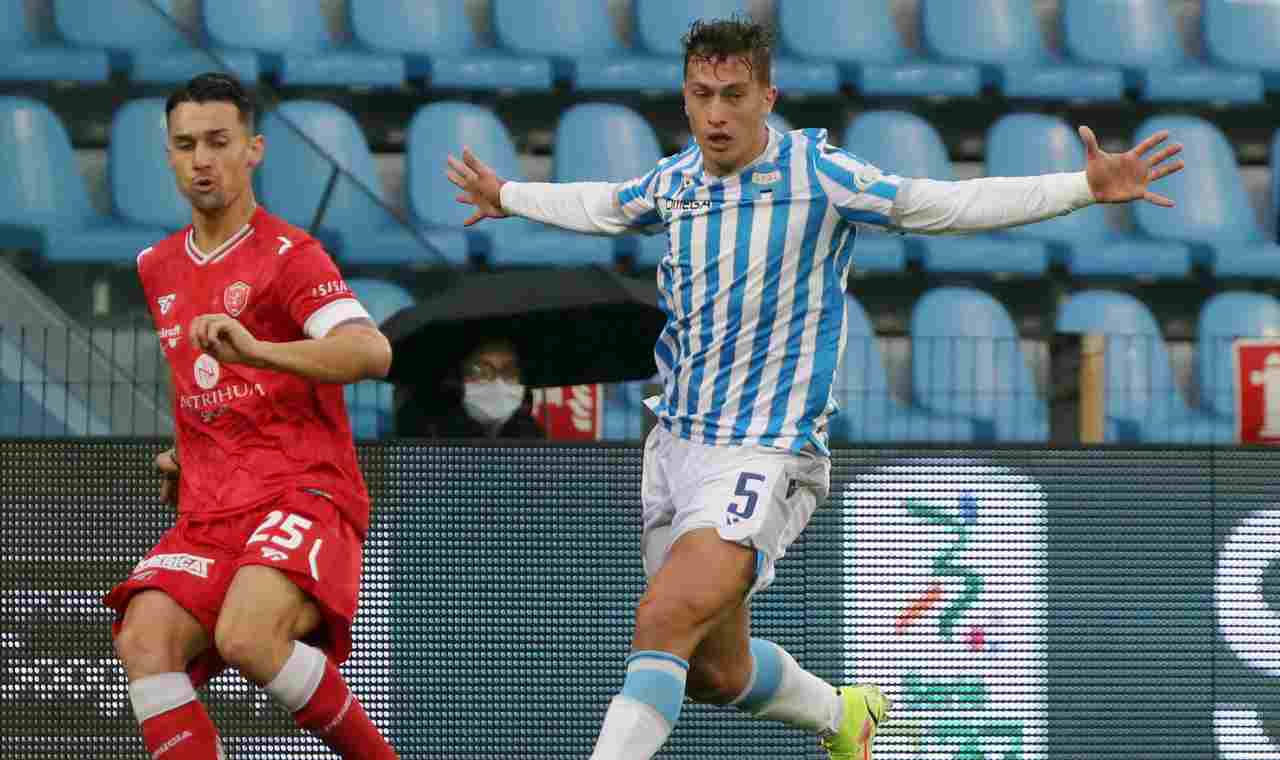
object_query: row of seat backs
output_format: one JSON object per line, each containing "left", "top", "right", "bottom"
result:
{"left": 0, "top": 92, "right": 1272, "bottom": 270}
{"left": 837, "top": 288, "right": 1280, "bottom": 442}
{"left": 7, "top": 2, "right": 1280, "bottom": 97}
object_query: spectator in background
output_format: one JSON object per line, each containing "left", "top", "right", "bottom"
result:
{"left": 396, "top": 337, "right": 544, "bottom": 439}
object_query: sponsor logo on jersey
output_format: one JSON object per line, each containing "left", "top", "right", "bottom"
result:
{"left": 660, "top": 197, "right": 714, "bottom": 212}
{"left": 752, "top": 169, "right": 782, "bottom": 186}
{"left": 224, "top": 281, "right": 251, "bottom": 317}
{"left": 131, "top": 553, "right": 214, "bottom": 579}
{"left": 261, "top": 547, "right": 289, "bottom": 562}
{"left": 157, "top": 293, "right": 176, "bottom": 315}
{"left": 157, "top": 325, "right": 181, "bottom": 349}
{"left": 194, "top": 353, "right": 220, "bottom": 390}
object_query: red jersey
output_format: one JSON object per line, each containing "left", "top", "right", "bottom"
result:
{"left": 138, "top": 207, "right": 373, "bottom": 535}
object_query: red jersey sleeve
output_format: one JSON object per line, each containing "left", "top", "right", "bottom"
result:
{"left": 275, "top": 241, "right": 372, "bottom": 338}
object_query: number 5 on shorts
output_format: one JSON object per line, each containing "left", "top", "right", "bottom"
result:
{"left": 727, "top": 472, "right": 766, "bottom": 522}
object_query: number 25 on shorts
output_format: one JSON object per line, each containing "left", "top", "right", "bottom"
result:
{"left": 248, "top": 510, "right": 314, "bottom": 551}
{"left": 726, "top": 472, "right": 766, "bottom": 525}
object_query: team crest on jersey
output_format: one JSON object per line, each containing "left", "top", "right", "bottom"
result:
{"left": 223, "top": 281, "right": 251, "bottom": 317}
{"left": 194, "top": 353, "right": 220, "bottom": 390}
{"left": 157, "top": 293, "right": 176, "bottom": 315}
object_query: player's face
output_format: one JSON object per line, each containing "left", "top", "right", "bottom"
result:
{"left": 167, "top": 101, "right": 263, "bottom": 214}
{"left": 683, "top": 55, "right": 777, "bottom": 176}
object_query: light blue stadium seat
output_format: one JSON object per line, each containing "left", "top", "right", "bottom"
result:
{"left": 491, "top": 0, "right": 679, "bottom": 92}
{"left": 985, "top": 113, "right": 1191, "bottom": 278}
{"left": 0, "top": 97, "right": 160, "bottom": 262}
{"left": 601, "top": 379, "right": 652, "bottom": 441}
{"left": 0, "top": 0, "right": 108, "bottom": 82}
{"left": 1, "top": 334, "right": 110, "bottom": 437}
{"left": 257, "top": 101, "right": 466, "bottom": 266}
{"left": 1272, "top": 128, "right": 1280, "bottom": 245}
{"left": 843, "top": 110, "right": 1046, "bottom": 275}
{"left": 1187, "top": 292, "right": 1280, "bottom": 443}
{"left": 776, "top": 0, "right": 979, "bottom": 97}
{"left": 1062, "top": 0, "right": 1261, "bottom": 103}
{"left": 633, "top": 0, "right": 839, "bottom": 95}
{"left": 406, "top": 101, "right": 612, "bottom": 268}
{"left": 53, "top": 0, "right": 257, "bottom": 84}
{"left": 1132, "top": 116, "right": 1280, "bottom": 278}
{"left": 832, "top": 294, "right": 976, "bottom": 442}
{"left": 350, "top": 0, "right": 550, "bottom": 91}
{"left": 921, "top": 0, "right": 1124, "bottom": 100}
{"left": 204, "top": 0, "right": 403, "bottom": 87}
{"left": 1057, "top": 290, "right": 1218, "bottom": 442}
{"left": 911, "top": 287, "right": 1047, "bottom": 441}
{"left": 344, "top": 278, "right": 414, "bottom": 440}
{"left": 110, "top": 99, "right": 189, "bottom": 232}
{"left": 1203, "top": 0, "right": 1280, "bottom": 92}
{"left": 554, "top": 103, "right": 664, "bottom": 268}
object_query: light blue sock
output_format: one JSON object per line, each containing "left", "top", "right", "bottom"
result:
{"left": 731, "top": 638, "right": 840, "bottom": 734}
{"left": 590, "top": 650, "right": 689, "bottom": 760}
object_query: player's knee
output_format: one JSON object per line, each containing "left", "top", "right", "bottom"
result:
{"left": 685, "top": 659, "right": 747, "bottom": 705}
{"left": 213, "top": 617, "right": 283, "bottom": 682}
{"left": 114, "top": 622, "right": 187, "bottom": 679}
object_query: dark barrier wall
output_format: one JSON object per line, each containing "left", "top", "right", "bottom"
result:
{"left": 1, "top": 441, "right": 1277, "bottom": 759}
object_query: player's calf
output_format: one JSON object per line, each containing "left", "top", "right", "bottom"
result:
{"left": 685, "top": 655, "right": 751, "bottom": 705}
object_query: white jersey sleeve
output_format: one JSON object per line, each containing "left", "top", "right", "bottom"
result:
{"left": 810, "top": 137, "right": 904, "bottom": 231}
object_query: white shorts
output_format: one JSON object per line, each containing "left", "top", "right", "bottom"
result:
{"left": 640, "top": 425, "right": 831, "bottom": 600}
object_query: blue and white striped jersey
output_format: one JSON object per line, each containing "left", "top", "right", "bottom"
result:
{"left": 615, "top": 127, "right": 902, "bottom": 454}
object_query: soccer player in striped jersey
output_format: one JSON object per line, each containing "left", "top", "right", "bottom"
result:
{"left": 447, "top": 17, "right": 1183, "bottom": 760}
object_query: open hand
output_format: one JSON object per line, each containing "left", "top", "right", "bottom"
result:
{"left": 1079, "top": 125, "right": 1184, "bottom": 207}
{"left": 446, "top": 147, "right": 508, "bottom": 226}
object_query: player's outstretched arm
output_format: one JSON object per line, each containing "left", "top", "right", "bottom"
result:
{"left": 446, "top": 146, "right": 637, "bottom": 236}
{"left": 189, "top": 314, "right": 391, "bottom": 384}
{"left": 888, "top": 125, "right": 1184, "bottom": 235}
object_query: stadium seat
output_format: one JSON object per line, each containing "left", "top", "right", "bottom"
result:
{"left": 203, "top": 0, "right": 403, "bottom": 87}
{"left": 1, "top": 334, "right": 110, "bottom": 437}
{"left": 842, "top": 110, "right": 1047, "bottom": 275}
{"left": 52, "top": 0, "right": 258, "bottom": 84}
{"left": 1196, "top": 291, "right": 1280, "bottom": 422}
{"left": 911, "top": 287, "right": 1047, "bottom": 441}
{"left": 775, "top": 0, "right": 980, "bottom": 97}
{"left": 833, "top": 293, "right": 976, "bottom": 442}
{"left": 632, "top": 0, "right": 840, "bottom": 95}
{"left": 350, "top": 0, "right": 551, "bottom": 91}
{"left": 0, "top": 97, "right": 161, "bottom": 262}
{"left": 554, "top": 103, "right": 665, "bottom": 267}
{"left": 1056, "top": 290, "right": 1220, "bottom": 442}
{"left": 257, "top": 101, "right": 466, "bottom": 266}
{"left": 1061, "top": 0, "right": 1262, "bottom": 103}
{"left": 921, "top": 0, "right": 1124, "bottom": 100}
{"left": 406, "top": 101, "right": 613, "bottom": 267}
{"left": 1132, "top": 116, "right": 1280, "bottom": 278}
{"left": 1203, "top": 0, "right": 1280, "bottom": 92}
{"left": 344, "top": 277, "right": 415, "bottom": 440}
{"left": 491, "top": 0, "right": 679, "bottom": 92}
{"left": 0, "top": 0, "right": 108, "bottom": 82}
{"left": 984, "top": 113, "right": 1191, "bottom": 278}
{"left": 109, "top": 99, "right": 189, "bottom": 232}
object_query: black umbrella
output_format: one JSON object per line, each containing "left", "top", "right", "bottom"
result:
{"left": 382, "top": 267, "right": 667, "bottom": 388}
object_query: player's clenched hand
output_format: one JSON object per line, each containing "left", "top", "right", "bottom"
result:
{"left": 189, "top": 313, "right": 265, "bottom": 368}
{"left": 446, "top": 146, "right": 508, "bottom": 226}
{"left": 156, "top": 447, "right": 179, "bottom": 507}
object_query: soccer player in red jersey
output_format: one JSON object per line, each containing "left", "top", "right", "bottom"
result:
{"left": 103, "top": 73, "right": 398, "bottom": 759}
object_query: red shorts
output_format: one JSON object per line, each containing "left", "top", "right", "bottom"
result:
{"left": 103, "top": 489, "right": 364, "bottom": 688}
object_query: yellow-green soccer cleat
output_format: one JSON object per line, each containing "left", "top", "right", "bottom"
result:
{"left": 819, "top": 684, "right": 891, "bottom": 760}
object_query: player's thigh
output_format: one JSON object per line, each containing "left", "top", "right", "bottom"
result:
{"left": 638, "top": 527, "right": 756, "bottom": 630}
{"left": 115, "top": 590, "right": 211, "bottom": 675}
{"left": 217, "top": 564, "right": 322, "bottom": 645}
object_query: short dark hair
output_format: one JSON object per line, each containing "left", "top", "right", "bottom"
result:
{"left": 681, "top": 15, "right": 773, "bottom": 85}
{"left": 165, "top": 72, "right": 255, "bottom": 129}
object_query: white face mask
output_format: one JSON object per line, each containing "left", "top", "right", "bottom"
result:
{"left": 463, "top": 380, "right": 525, "bottom": 427}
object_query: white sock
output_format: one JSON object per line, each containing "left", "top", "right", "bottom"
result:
{"left": 589, "top": 650, "right": 689, "bottom": 760}
{"left": 729, "top": 638, "right": 842, "bottom": 734}
{"left": 263, "top": 641, "right": 327, "bottom": 713}
{"left": 129, "top": 672, "right": 198, "bottom": 723}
